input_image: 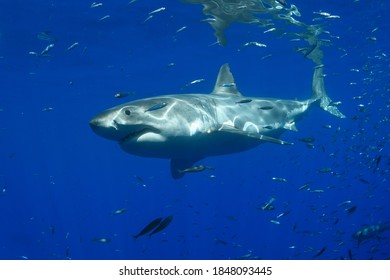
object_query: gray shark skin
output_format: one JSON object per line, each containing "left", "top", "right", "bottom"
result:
{"left": 90, "top": 64, "right": 344, "bottom": 179}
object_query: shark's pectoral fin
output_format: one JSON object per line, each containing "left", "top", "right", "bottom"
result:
{"left": 170, "top": 158, "right": 202, "bottom": 179}
{"left": 219, "top": 125, "right": 293, "bottom": 145}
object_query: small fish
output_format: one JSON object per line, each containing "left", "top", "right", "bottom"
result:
{"left": 65, "top": 246, "right": 69, "bottom": 258}
{"left": 304, "top": 42, "right": 318, "bottom": 57}
{"left": 261, "top": 54, "right": 273, "bottom": 60}
{"left": 270, "top": 219, "right": 281, "bottom": 225}
{"left": 134, "top": 175, "right": 146, "bottom": 187}
{"left": 201, "top": 18, "right": 216, "bottom": 23}
{"left": 298, "top": 183, "right": 310, "bottom": 190}
{"left": 183, "top": 79, "right": 205, "bottom": 89}
{"left": 338, "top": 201, "right": 352, "bottom": 208}
{"left": 143, "top": 15, "right": 153, "bottom": 23}
{"left": 276, "top": 210, "right": 291, "bottom": 219}
{"left": 275, "top": 0, "right": 288, "bottom": 7}
{"left": 345, "top": 206, "right": 357, "bottom": 215}
{"left": 330, "top": 101, "right": 342, "bottom": 106}
{"left": 310, "top": 189, "right": 324, "bottom": 193}
{"left": 149, "top": 7, "right": 166, "bottom": 15}
{"left": 374, "top": 155, "right": 382, "bottom": 169}
{"left": 214, "top": 238, "right": 228, "bottom": 245}
{"left": 236, "top": 99, "right": 252, "bottom": 104}
{"left": 99, "top": 15, "right": 110, "bottom": 21}
{"left": 242, "top": 42, "right": 267, "bottom": 48}
{"left": 90, "top": 2, "right": 103, "bottom": 8}
{"left": 272, "top": 177, "right": 287, "bottom": 182}
{"left": 258, "top": 106, "right": 273, "bottom": 110}
{"left": 114, "top": 92, "right": 133, "bottom": 98}
{"left": 259, "top": 197, "right": 276, "bottom": 211}
{"left": 178, "top": 165, "right": 210, "bottom": 173}
{"left": 65, "top": 42, "right": 79, "bottom": 52}
{"left": 299, "top": 137, "right": 315, "bottom": 143}
{"left": 221, "top": 83, "right": 235, "bottom": 87}
{"left": 42, "top": 107, "right": 54, "bottom": 112}
{"left": 318, "top": 167, "right": 333, "bottom": 173}
{"left": 264, "top": 27, "right": 276, "bottom": 33}
{"left": 148, "top": 215, "right": 173, "bottom": 238}
{"left": 50, "top": 225, "right": 55, "bottom": 236}
{"left": 144, "top": 102, "right": 168, "bottom": 113}
{"left": 313, "top": 246, "right": 326, "bottom": 258}
{"left": 113, "top": 208, "right": 126, "bottom": 215}
{"left": 39, "top": 43, "right": 55, "bottom": 56}
{"left": 133, "top": 217, "right": 163, "bottom": 239}
{"left": 176, "top": 26, "right": 187, "bottom": 33}
{"left": 93, "top": 238, "right": 111, "bottom": 243}
{"left": 37, "top": 31, "right": 56, "bottom": 42}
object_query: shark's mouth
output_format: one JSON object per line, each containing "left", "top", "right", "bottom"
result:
{"left": 120, "top": 128, "right": 148, "bottom": 143}
{"left": 119, "top": 128, "right": 159, "bottom": 144}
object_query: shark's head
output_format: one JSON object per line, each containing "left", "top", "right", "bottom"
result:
{"left": 89, "top": 99, "right": 169, "bottom": 145}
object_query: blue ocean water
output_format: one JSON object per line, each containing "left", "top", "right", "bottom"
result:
{"left": 0, "top": 0, "right": 389, "bottom": 260}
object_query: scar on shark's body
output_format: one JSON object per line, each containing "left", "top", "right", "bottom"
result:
{"left": 90, "top": 64, "right": 345, "bottom": 179}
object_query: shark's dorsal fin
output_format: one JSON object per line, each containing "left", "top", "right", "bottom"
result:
{"left": 212, "top": 64, "right": 241, "bottom": 96}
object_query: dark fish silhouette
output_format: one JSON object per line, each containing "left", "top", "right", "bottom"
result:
{"left": 373, "top": 155, "right": 382, "bottom": 172}
{"left": 148, "top": 215, "right": 173, "bottom": 238}
{"left": 276, "top": 0, "right": 288, "bottom": 7}
{"left": 304, "top": 42, "right": 318, "bottom": 58}
{"left": 133, "top": 217, "right": 163, "bottom": 239}
{"left": 348, "top": 249, "right": 353, "bottom": 260}
{"left": 258, "top": 106, "right": 273, "bottom": 110}
{"left": 236, "top": 99, "right": 252, "bottom": 104}
{"left": 144, "top": 102, "right": 168, "bottom": 112}
{"left": 313, "top": 246, "right": 326, "bottom": 258}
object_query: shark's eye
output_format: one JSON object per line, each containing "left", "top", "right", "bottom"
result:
{"left": 124, "top": 109, "right": 131, "bottom": 116}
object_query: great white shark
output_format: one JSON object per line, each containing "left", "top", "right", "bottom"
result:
{"left": 90, "top": 64, "right": 345, "bottom": 179}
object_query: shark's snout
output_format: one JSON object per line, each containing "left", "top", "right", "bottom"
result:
{"left": 89, "top": 112, "right": 124, "bottom": 141}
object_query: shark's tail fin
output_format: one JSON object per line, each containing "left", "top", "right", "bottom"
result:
{"left": 311, "top": 65, "right": 345, "bottom": 118}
